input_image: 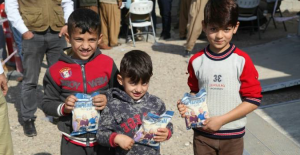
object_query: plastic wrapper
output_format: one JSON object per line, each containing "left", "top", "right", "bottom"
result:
{"left": 181, "top": 88, "right": 209, "bottom": 130}
{"left": 134, "top": 111, "right": 174, "bottom": 149}
{"left": 70, "top": 92, "right": 100, "bottom": 136}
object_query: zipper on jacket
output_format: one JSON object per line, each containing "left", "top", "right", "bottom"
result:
{"left": 86, "top": 133, "right": 90, "bottom": 147}
{"left": 81, "top": 65, "right": 87, "bottom": 94}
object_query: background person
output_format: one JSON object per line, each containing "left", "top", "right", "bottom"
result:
{"left": 5, "top": 0, "right": 74, "bottom": 137}
{"left": 0, "top": 63, "right": 13, "bottom": 155}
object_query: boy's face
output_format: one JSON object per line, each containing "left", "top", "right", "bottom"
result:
{"left": 117, "top": 75, "right": 149, "bottom": 101}
{"left": 65, "top": 27, "right": 102, "bottom": 60}
{"left": 202, "top": 22, "right": 239, "bottom": 54}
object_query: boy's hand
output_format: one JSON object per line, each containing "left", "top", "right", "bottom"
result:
{"left": 93, "top": 94, "right": 107, "bottom": 110}
{"left": 177, "top": 99, "right": 187, "bottom": 117}
{"left": 202, "top": 116, "right": 224, "bottom": 132}
{"left": 59, "top": 25, "right": 68, "bottom": 37}
{"left": 154, "top": 128, "right": 169, "bottom": 142}
{"left": 117, "top": 1, "right": 122, "bottom": 9}
{"left": 64, "top": 95, "right": 77, "bottom": 114}
{"left": 114, "top": 134, "right": 134, "bottom": 150}
{"left": 0, "top": 73, "right": 8, "bottom": 96}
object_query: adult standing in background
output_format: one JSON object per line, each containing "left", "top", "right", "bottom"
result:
{"left": 179, "top": 0, "right": 192, "bottom": 40}
{"left": 5, "top": 0, "right": 73, "bottom": 137}
{"left": 0, "top": 63, "right": 13, "bottom": 155}
{"left": 185, "top": 0, "right": 208, "bottom": 57}
{"left": 99, "top": 0, "right": 122, "bottom": 48}
{"left": 158, "top": 0, "right": 173, "bottom": 40}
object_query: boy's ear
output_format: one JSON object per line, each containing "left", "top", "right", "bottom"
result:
{"left": 65, "top": 33, "right": 70, "bottom": 44}
{"left": 98, "top": 34, "right": 103, "bottom": 45}
{"left": 117, "top": 74, "right": 123, "bottom": 86}
{"left": 233, "top": 22, "right": 240, "bottom": 34}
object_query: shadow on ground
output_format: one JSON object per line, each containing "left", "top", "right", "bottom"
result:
{"left": 5, "top": 73, "right": 44, "bottom": 125}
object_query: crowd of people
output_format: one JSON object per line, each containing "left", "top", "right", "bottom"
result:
{"left": 0, "top": 0, "right": 265, "bottom": 155}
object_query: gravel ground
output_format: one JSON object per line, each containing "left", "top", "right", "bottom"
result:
{"left": 4, "top": 12, "right": 300, "bottom": 155}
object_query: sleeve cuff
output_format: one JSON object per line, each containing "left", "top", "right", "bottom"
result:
{"left": 58, "top": 103, "right": 67, "bottom": 116}
{"left": 109, "top": 132, "right": 119, "bottom": 147}
{"left": 243, "top": 97, "right": 261, "bottom": 106}
{"left": 0, "top": 65, "right": 4, "bottom": 74}
{"left": 166, "top": 129, "right": 172, "bottom": 140}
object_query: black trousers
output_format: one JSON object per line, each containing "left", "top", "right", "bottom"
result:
{"left": 60, "top": 136, "right": 114, "bottom": 155}
{"left": 157, "top": 0, "right": 173, "bottom": 36}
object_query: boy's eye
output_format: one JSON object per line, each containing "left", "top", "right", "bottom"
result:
{"left": 210, "top": 28, "right": 216, "bottom": 31}
{"left": 89, "top": 39, "right": 97, "bottom": 42}
{"left": 129, "top": 82, "right": 136, "bottom": 85}
{"left": 224, "top": 27, "right": 232, "bottom": 31}
{"left": 142, "top": 82, "right": 148, "bottom": 86}
{"left": 75, "top": 38, "right": 83, "bottom": 41}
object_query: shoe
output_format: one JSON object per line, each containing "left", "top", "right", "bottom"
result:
{"left": 98, "top": 43, "right": 112, "bottom": 50}
{"left": 164, "top": 33, "right": 171, "bottom": 40}
{"left": 110, "top": 43, "right": 122, "bottom": 47}
{"left": 184, "top": 50, "right": 191, "bottom": 58}
{"left": 23, "top": 119, "right": 37, "bottom": 137}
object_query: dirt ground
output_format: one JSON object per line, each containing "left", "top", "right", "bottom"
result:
{"left": 4, "top": 11, "right": 300, "bottom": 155}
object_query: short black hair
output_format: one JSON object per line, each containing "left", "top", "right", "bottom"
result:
{"left": 120, "top": 50, "right": 153, "bottom": 84}
{"left": 67, "top": 8, "right": 101, "bottom": 36}
{"left": 203, "top": 0, "right": 239, "bottom": 27}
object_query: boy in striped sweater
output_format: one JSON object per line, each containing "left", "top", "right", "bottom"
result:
{"left": 177, "top": 0, "right": 262, "bottom": 154}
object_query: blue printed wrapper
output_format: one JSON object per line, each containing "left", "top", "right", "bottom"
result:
{"left": 70, "top": 92, "right": 100, "bottom": 136}
{"left": 133, "top": 111, "right": 174, "bottom": 149}
{"left": 181, "top": 88, "right": 209, "bottom": 130}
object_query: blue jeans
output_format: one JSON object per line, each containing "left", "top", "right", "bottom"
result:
{"left": 9, "top": 21, "right": 23, "bottom": 60}
{"left": 21, "top": 29, "right": 66, "bottom": 121}
{"left": 0, "top": 24, "right": 7, "bottom": 60}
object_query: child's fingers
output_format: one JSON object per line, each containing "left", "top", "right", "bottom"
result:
{"left": 156, "top": 128, "right": 168, "bottom": 133}
{"left": 154, "top": 128, "right": 169, "bottom": 141}
{"left": 153, "top": 135, "right": 167, "bottom": 142}
{"left": 125, "top": 139, "right": 134, "bottom": 150}
{"left": 177, "top": 99, "right": 182, "bottom": 105}
{"left": 93, "top": 96, "right": 105, "bottom": 103}
{"left": 65, "top": 95, "right": 77, "bottom": 103}
{"left": 93, "top": 100, "right": 106, "bottom": 111}
{"left": 95, "top": 105, "right": 105, "bottom": 111}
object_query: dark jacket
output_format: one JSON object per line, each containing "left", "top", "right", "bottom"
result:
{"left": 96, "top": 88, "right": 173, "bottom": 155}
{"left": 42, "top": 48, "right": 120, "bottom": 146}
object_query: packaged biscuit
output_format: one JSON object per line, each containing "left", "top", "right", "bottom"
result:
{"left": 70, "top": 92, "right": 100, "bottom": 136}
{"left": 133, "top": 111, "right": 174, "bottom": 149}
{"left": 181, "top": 88, "right": 209, "bottom": 130}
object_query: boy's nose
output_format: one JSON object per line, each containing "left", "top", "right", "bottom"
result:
{"left": 82, "top": 41, "right": 89, "bottom": 49}
{"left": 135, "top": 85, "right": 142, "bottom": 92}
{"left": 216, "top": 31, "right": 223, "bottom": 38}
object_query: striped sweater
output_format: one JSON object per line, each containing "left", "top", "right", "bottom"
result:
{"left": 187, "top": 43, "right": 262, "bottom": 139}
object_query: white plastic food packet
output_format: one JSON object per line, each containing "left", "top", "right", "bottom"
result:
{"left": 70, "top": 92, "right": 100, "bottom": 136}
{"left": 133, "top": 111, "right": 174, "bottom": 149}
{"left": 181, "top": 88, "right": 209, "bottom": 130}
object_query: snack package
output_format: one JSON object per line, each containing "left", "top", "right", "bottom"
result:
{"left": 181, "top": 88, "right": 209, "bottom": 130}
{"left": 133, "top": 111, "right": 174, "bottom": 149}
{"left": 70, "top": 92, "right": 100, "bottom": 136}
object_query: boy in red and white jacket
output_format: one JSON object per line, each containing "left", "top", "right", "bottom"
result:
{"left": 42, "top": 9, "right": 120, "bottom": 155}
{"left": 177, "top": 0, "right": 262, "bottom": 154}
